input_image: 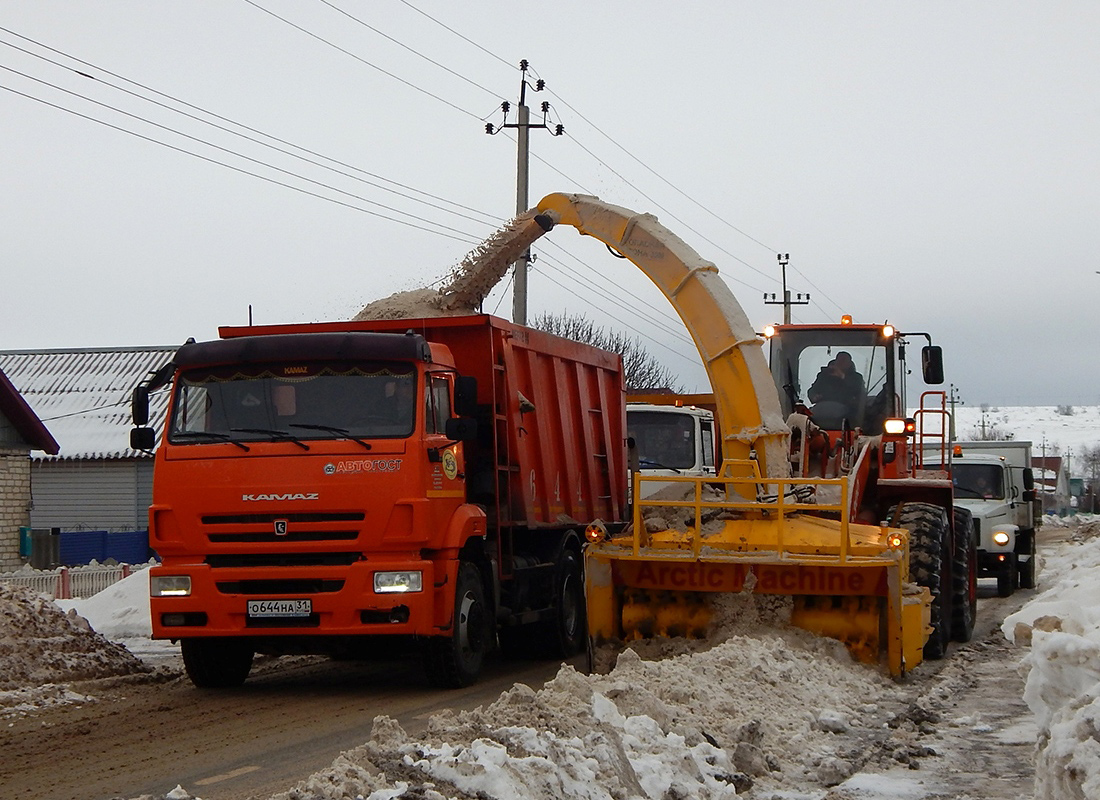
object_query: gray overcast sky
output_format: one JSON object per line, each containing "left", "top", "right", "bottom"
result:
{"left": 1, "top": 2, "right": 1097, "bottom": 405}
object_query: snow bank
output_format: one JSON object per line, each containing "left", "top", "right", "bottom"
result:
{"left": 1004, "top": 522, "right": 1100, "bottom": 800}
{"left": 270, "top": 626, "right": 902, "bottom": 800}
{"left": 0, "top": 583, "right": 149, "bottom": 715}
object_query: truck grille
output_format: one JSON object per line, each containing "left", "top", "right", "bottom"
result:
{"left": 215, "top": 579, "right": 345, "bottom": 594}
{"left": 202, "top": 512, "right": 365, "bottom": 524}
{"left": 205, "top": 552, "right": 361, "bottom": 568}
{"left": 208, "top": 531, "right": 359, "bottom": 543}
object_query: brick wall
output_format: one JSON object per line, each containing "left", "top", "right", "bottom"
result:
{"left": 0, "top": 448, "right": 32, "bottom": 572}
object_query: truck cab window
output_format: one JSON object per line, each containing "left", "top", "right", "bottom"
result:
{"left": 169, "top": 361, "right": 419, "bottom": 442}
{"left": 426, "top": 375, "right": 451, "bottom": 434}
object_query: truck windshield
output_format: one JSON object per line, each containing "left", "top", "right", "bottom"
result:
{"left": 769, "top": 329, "right": 894, "bottom": 434}
{"left": 953, "top": 463, "right": 1005, "bottom": 500}
{"left": 169, "top": 361, "right": 417, "bottom": 443}
{"left": 628, "top": 410, "right": 696, "bottom": 470}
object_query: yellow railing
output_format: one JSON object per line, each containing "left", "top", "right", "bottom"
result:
{"left": 625, "top": 470, "right": 907, "bottom": 570}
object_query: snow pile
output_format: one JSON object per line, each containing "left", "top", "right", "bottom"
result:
{"left": 1004, "top": 520, "right": 1100, "bottom": 800}
{"left": 0, "top": 583, "right": 149, "bottom": 713}
{"left": 272, "top": 629, "right": 902, "bottom": 800}
{"left": 55, "top": 567, "right": 154, "bottom": 639}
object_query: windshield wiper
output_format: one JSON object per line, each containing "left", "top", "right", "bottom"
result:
{"left": 230, "top": 428, "right": 310, "bottom": 450}
{"left": 638, "top": 457, "right": 682, "bottom": 473}
{"left": 172, "top": 431, "right": 250, "bottom": 451}
{"left": 290, "top": 423, "right": 372, "bottom": 450}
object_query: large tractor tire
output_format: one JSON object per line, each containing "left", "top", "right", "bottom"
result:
{"left": 422, "top": 562, "right": 490, "bottom": 688}
{"left": 181, "top": 637, "right": 254, "bottom": 688}
{"left": 894, "top": 503, "right": 952, "bottom": 660}
{"left": 951, "top": 507, "right": 977, "bottom": 643}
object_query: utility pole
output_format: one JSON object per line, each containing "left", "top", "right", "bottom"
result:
{"left": 763, "top": 253, "right": 809, "bottom": 324}
{"left": 947, "top": 384, "right": 964, "bottom": 441}
{"left": 486, "top": 60, "right": 563, "bottom": 325}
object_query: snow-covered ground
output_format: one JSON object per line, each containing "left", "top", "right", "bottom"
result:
{"left": 0, "top": 523, "right": 1092, "bottom": 800}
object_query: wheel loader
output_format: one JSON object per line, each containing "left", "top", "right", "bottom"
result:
{"left": 471, "top": 193, "right": 966, "bottom": 676}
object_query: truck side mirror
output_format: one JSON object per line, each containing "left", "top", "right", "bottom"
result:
{"left": 445, "top": 416, "right": 477, "bottom": 442}
{"left": 1022, "top": 467, "right": 1035, "bottom": 491}
{"left": 132, "top": 386, "right": 151, "bottom": 426}
{"left": 921, "top": 345, "right": 944, "bottom": 385}
{"left": 454, "top": 376, "right": 478, "bottom": 418}
{"left": 130, "top": 427, "right": 157, "bottom": 451}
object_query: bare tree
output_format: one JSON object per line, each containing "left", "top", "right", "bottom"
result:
{"left": 531, "top": 312, "right": 686, "bottom": 392}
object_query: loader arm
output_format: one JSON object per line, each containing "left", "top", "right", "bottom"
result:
{"left": 533, "top": 193, "right": 790, "bottom": 481}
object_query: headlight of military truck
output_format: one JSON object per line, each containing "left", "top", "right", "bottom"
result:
{"left": 150, "top": 575, "right": 192, "bottom": 597}
{"left": 992, "top": 531, "right": 1011, "bottom": 547}
{"left": 374, "top": 571, "right": 423, "bottom": 593}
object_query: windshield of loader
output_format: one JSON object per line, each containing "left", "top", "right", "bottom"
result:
{"left": 169, "top": 360, "right": 419, "bottom": 443}
{"left": 627, "top": 410, "right": 699, "bottom": 470}
{"left": 769, "top": 329, "right": 895, "bottom": 433}
{"left": 953, "top": 463, "right": 1005, "bottom": 500}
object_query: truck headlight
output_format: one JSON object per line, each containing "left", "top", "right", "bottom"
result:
{"left": 150, "top": 575, "right": 191, "bottom": 597}
{"left": 374, "top": 571, "right": 423, "bottom": 593}
{"left": 992, "top": 531, "right": 1011, "bottom": 546}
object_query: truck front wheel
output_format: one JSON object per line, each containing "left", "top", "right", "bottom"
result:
{"left": 1018, "top": 532, "right": 1037, "bottom": 589}
{"left": 422, "top": 562, "right": 490, "bottom": 688}
{"left": 181, "top": 638, "right": 254, "bottom": 688}
{"left": 996, "top": 554, "right": 1018, "bottom": 597}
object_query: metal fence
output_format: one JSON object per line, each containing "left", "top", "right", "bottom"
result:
{"left": 0, "top": 563, "right": 146, "bottom": 600}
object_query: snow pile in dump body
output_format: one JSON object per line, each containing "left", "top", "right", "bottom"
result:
{"left": 268, "top": 605, "right": 907, "bottom": 800}
{"left": 353, "top": 212, "right": 539, "bottom": 322}
{"left": 1004, "top": 515, "right": 1100, "bottom": 800}
{"left": 0, "top": 582, "right": 149, "bottom": 714}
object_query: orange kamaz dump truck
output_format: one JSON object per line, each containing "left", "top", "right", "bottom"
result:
{"left": 130, "top": 314, "right": 627, "bottom": 688}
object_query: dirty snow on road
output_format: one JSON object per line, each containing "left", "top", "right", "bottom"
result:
{"left": 4, "top": 518, "right": 1100, "bottom": 798}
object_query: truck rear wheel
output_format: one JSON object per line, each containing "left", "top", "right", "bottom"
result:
{"left": 181, "top": 638, "right": 254, "bottom": 688}
{"left": 544, "top": 546, "right": 586, "bottom": 658}
{"left": 422, "top": 562, "right": 489, "bottom": 688}
{"left": 951, "top": 507, "right": 977, "bottom": 643}
{"left": 894, "top": 503, "right": 952, "bottom": 660}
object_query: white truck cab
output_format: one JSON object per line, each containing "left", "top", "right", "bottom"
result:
{"left": 943, "top": 441, "right": 1040, "bottom": 596}
{"left": 626, "top": 403, "right": 717, "bottom": 499}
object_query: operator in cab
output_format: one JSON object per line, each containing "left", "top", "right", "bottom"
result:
{"left": 807, "top": 351, "right": 865, "bottom": 427}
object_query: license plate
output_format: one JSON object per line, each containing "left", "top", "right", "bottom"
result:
{"left": 247, "top": 598, "right": 312, "bottom": 618}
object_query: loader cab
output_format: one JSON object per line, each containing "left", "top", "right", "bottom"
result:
{"left": 765, "top": 323, "right": 901, "bottom": 435}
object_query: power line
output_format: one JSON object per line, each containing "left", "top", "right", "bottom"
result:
{"left": 241, "top": 0, "right": 481, "bottom": 120}
{"left": 0, "top": 76, "right": 483, "bottom": 244}
{"left": 316, "top": 0, "right": 502, "bottom": 100}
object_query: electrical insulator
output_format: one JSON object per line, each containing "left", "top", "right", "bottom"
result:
{"left": 501, "top": 101, "right": 510, "bottom": 113}
{"left": 536, "top": 79, "right": 545, "bottom": 91}
{"left": 519, "top": 59, "right": 528, "bottom": 71}
{"left": 554, "top": 124, "right": 564, "bottom": 135}
{"left": 485, "top": 123, "right": 494, "bottom": 134}
{"left": 541, "top": 101, "right": 550, "bottom": 113}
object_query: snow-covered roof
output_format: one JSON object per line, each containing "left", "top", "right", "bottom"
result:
{"left": 0, "top": 347, "right": 176, "bottom": 460}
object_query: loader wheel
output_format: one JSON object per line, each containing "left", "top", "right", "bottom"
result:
{"left": 422, "top": 562, "right": 490, "bottom": 688}
{"left": 894, "top": 503, "right": 952, "bottom": 660}
{"left": 951, "top": 507, "right": 977, "bottom": 643}
{"left": 181, "top": 637, "right": 254, "bottom": 688}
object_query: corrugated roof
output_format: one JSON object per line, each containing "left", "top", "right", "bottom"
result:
{"left": 0, "top": 346, "right": 177, "bottom": 460}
